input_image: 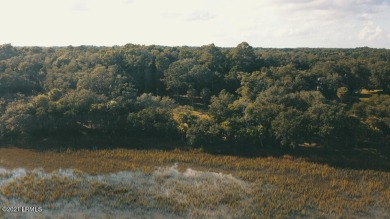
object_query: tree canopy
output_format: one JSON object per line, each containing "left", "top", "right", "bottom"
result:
{"left": 0, "top": 43, "right": 389, "bottom": 150}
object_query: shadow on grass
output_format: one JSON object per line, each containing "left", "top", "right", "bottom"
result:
{"left": 196, "top": 143, "right": 390, "bottom": 172}
{"left": 289, "top": 146, "right": 390, "bottom": 172}
{"left": 0, "top": 134, "right": 184, "bottom": 152}
{"left": 1, "top": 134, "right": 390, "bottom": 172}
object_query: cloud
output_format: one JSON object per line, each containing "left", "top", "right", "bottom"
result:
{"left": 239, "top": 0, "right": 389, "bottom": 47}
{"left": 358, "top": 22, "right": 385, "bottom": 41}
{"left": 1, "top": 0, "right": 389, "bottom": 48}
{"left": 186, "top": 11, "right": 216, "bottom": 21}
{"left": 71, "top": 0, "right": 88, "bottom": 11}
{"left": 269, "top": 0, "right": 388, "bottom": 19}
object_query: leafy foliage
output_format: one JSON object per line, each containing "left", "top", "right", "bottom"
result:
{"left": 0, "top": 43, "right": 389, "bottom": 149}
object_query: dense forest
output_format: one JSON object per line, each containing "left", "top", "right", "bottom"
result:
{"left": 0, "top": 43, "right": 389, "bottom": 150}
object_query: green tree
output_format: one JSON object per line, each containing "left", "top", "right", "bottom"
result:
{"left": 228, "top": 42, "right": 258, "bottom": 72}
{"left": 369, "top": 61, "right": 390, "bottom": 93}
{"left": 127, "top": 93, "right": 177, "bottom": 136}
{"left": 163, "top": 59, "right": 196, "bottom": 96}
{"left": 350, "top": 94, "right": 390, "bottom": 138}
{"left": 305, "top": 102, "right": 347, "bottom": 146}
{"left": 197, "top": 43, "right": 226, "bottom": 73}
{"left": 0, "top": 44, "right": 19, "bottom": 61}
{"left": 209, "top": 90, "right": 236, "bottom": 122}
{"left": 271, "top": 108, "right": 306, "bottom": 148}
{"left": 0, "top": 98, "right": 35, "bottom": 135}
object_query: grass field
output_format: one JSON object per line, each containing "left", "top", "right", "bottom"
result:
{"left": 1, "top": 147, "right": 390, "bottom": 218}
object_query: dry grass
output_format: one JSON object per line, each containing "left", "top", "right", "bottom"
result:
{"left": 1, "top": 148, "right": 390, "bottom": 218}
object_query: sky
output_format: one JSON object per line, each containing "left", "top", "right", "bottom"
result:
{"left": 0, "top": 0, "right": 389, "bottom": 48}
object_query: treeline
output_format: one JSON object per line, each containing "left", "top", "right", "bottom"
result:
{"left": 0, "top": 43, "right": 389, "bottom": 149}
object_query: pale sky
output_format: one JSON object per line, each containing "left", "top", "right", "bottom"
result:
{"left": 0, "top": 0, "right": 389, "bottom": 48}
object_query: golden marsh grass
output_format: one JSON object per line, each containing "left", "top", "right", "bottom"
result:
{"left": 0, "top": 147, "right": 389, "bottom": 218}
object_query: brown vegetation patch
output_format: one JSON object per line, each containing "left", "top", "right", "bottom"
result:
{"left": 1, "top": 147, "right": 390, "bottom": 218}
